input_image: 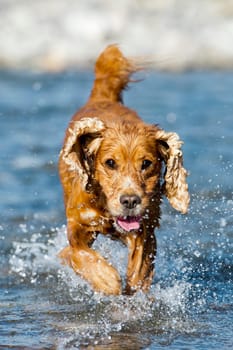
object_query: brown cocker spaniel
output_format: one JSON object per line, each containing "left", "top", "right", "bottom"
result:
{"left": 59, "top": 45, "right": 190, "bottom": 295}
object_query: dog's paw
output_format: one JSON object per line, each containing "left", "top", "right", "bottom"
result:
{"left": 66, "top": 247, "right": 122, "bottom": 295}
{"left": 92, "top": 258, "right": 122, "bottom": 295}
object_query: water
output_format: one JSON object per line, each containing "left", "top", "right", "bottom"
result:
{"left": 0, "top": 69, "right": 232, "bottom": 349}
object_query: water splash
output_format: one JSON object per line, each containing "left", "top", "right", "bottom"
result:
{"left": 8, "top": 224, "right": 205, "bottom": 349}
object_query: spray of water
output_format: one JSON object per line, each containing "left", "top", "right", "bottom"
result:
{"left": 9, "top": 222, "right": 205, "bottom": 349}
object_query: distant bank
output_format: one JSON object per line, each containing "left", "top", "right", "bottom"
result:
{"left": 1, "top": 0, "right": 233, "bottom": 71}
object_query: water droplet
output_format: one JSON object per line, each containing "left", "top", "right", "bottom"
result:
{"left": 219, "top": 218, "right": 227, "bottom": 227}
{"left": 194, "top": 250, "right": 201, "bottom": 258}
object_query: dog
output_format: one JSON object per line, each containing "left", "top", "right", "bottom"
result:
{"left": 58, "top": 45, "right": 189, "bottom": 295}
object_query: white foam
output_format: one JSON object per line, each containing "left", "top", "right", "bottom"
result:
{"left": 9, "top": 226, "right": 67, "bottom": 280}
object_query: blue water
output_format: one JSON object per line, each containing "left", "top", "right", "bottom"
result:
{"left": 0, "top": 69, "right": 232, "bottom": 349}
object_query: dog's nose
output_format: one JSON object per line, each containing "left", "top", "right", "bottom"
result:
{"left": 120, "top": 194, "right": 141, "bottom": 209}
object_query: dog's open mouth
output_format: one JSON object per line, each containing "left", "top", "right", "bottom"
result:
{"left": 116, "top": 216, "right": 142, "bottom": 232}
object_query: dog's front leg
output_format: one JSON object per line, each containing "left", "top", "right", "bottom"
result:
{"left": 59, "top": 210, "right": 122, "bottom": 295}
{"left": 124, "top": 229, "right": 156, "bottom": 294}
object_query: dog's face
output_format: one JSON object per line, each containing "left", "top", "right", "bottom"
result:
{"left": 94, "top": 123, "right": 162, "bottom": 232}
{"left": 62, "top": 117, "right": 189, "bottom": 233}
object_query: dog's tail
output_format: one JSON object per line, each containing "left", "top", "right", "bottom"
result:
{"left": 89, "top": 45, "right": 140, "bottom": 103}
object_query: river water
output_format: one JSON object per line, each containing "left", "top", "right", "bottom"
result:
{"left": 0, "top": 69, "right": 232, "bottom": 349}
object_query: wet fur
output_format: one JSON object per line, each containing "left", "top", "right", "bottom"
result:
{"left": 59, "top": 45, "right": 189, "bottom": 295}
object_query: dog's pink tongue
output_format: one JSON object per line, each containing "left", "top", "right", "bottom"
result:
{"left": 117, "top": 216, "right": 141, "bottom": 232}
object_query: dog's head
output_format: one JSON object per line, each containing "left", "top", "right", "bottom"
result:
{"left": 62, "top": 117, "right": 189, "bottom": 233}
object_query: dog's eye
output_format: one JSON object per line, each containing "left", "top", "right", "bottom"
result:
{"left": 105, "top": 158, "right": 116, "bottom": 169}
{"left": 141, "top": 159, "right": 152, "bottom": 170}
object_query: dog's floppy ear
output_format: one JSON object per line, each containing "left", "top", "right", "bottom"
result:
{"left": 156, "top": 130, "right": 190, "bottom": 214}
{"left": 61, "top": 117, "right": 105, "bottom": 191}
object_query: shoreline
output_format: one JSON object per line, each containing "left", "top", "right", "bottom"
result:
{"left": 1, "top": 0, "right": 233, "bottom": 72}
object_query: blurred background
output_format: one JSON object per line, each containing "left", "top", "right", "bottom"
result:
{"left": 1, "top": 0, "right": 233, "bottom": 71}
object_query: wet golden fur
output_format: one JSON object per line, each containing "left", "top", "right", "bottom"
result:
{"left": 59, "top": 45, "right": 189, "bottom": 295}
